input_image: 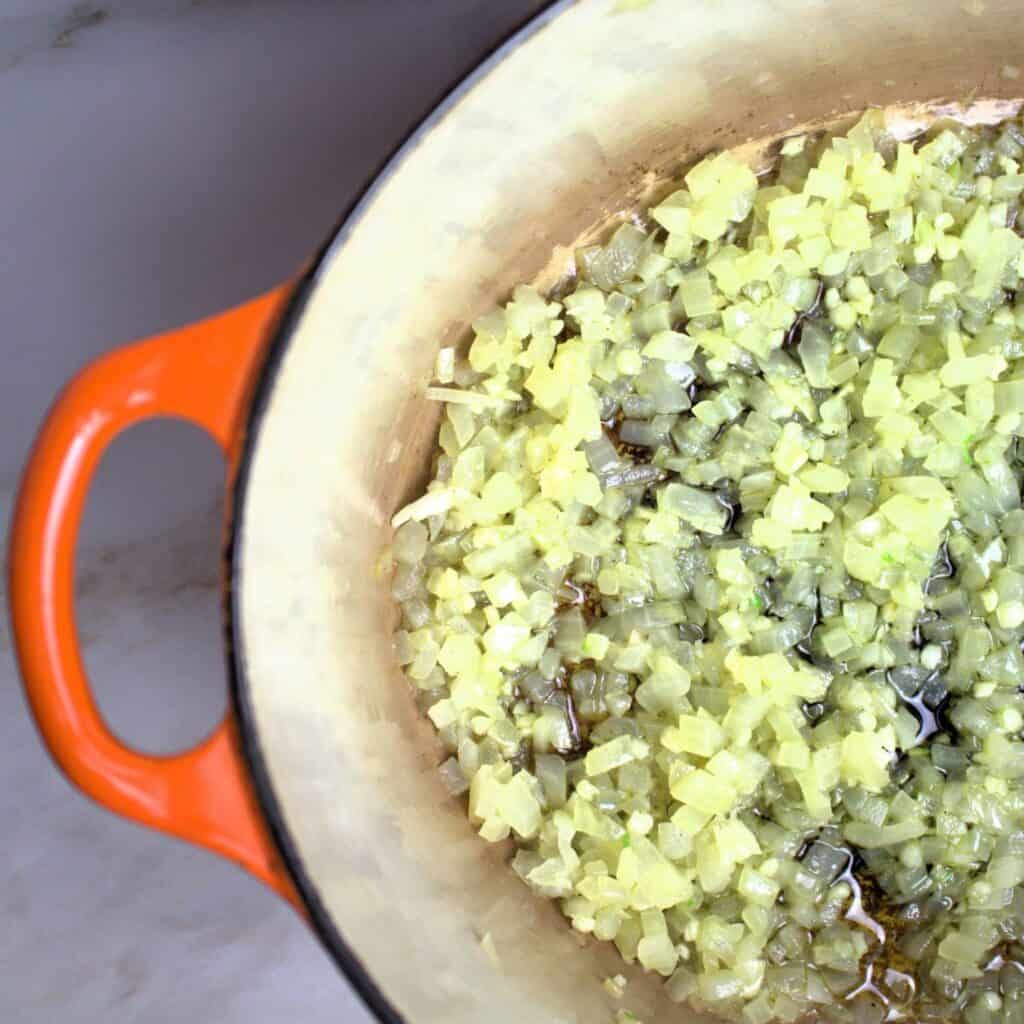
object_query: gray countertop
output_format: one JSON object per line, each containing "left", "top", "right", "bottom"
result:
{"left": 0, "top": 2, "right": 541, "bottom": 1018}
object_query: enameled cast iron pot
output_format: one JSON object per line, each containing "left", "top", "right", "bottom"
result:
{"left": 10, "top": 1, "right": 1024, "bottom": 1020}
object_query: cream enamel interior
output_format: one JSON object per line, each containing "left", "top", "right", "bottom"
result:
{"left": 235, "top": 1, "right": 1024, "bottom": 1020}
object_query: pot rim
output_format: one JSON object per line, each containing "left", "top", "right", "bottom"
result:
{"left": 224, "top": 3, "right": 572, "bottom": 1020}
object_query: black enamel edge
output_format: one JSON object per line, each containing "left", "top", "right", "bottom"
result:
{"left": 224, "top": 3, "right": 574, "bottom": 1021}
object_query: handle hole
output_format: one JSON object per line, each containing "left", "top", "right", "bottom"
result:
{"left": 77, "top": 418, "right": 227, "bottom": 755}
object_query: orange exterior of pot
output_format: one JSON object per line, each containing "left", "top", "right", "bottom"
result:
{"left": 7, "top": 285, "right": 300, "bottom": 907}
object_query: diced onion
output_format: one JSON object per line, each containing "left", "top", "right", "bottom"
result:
{"left": 388, "top": 109, "right": 1024, "bottom": 1024}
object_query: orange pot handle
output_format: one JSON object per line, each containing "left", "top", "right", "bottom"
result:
{"left": 8, "top": 285, "right": 300, "bottom": 907}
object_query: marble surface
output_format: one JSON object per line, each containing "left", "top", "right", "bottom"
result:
{"left": 0, "top": 1, "right": 542, "bottom": 1018}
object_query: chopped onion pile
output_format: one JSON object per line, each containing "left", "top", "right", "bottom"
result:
{"left": 389, "top": 111, "right": 1024, "bottom": 1024}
